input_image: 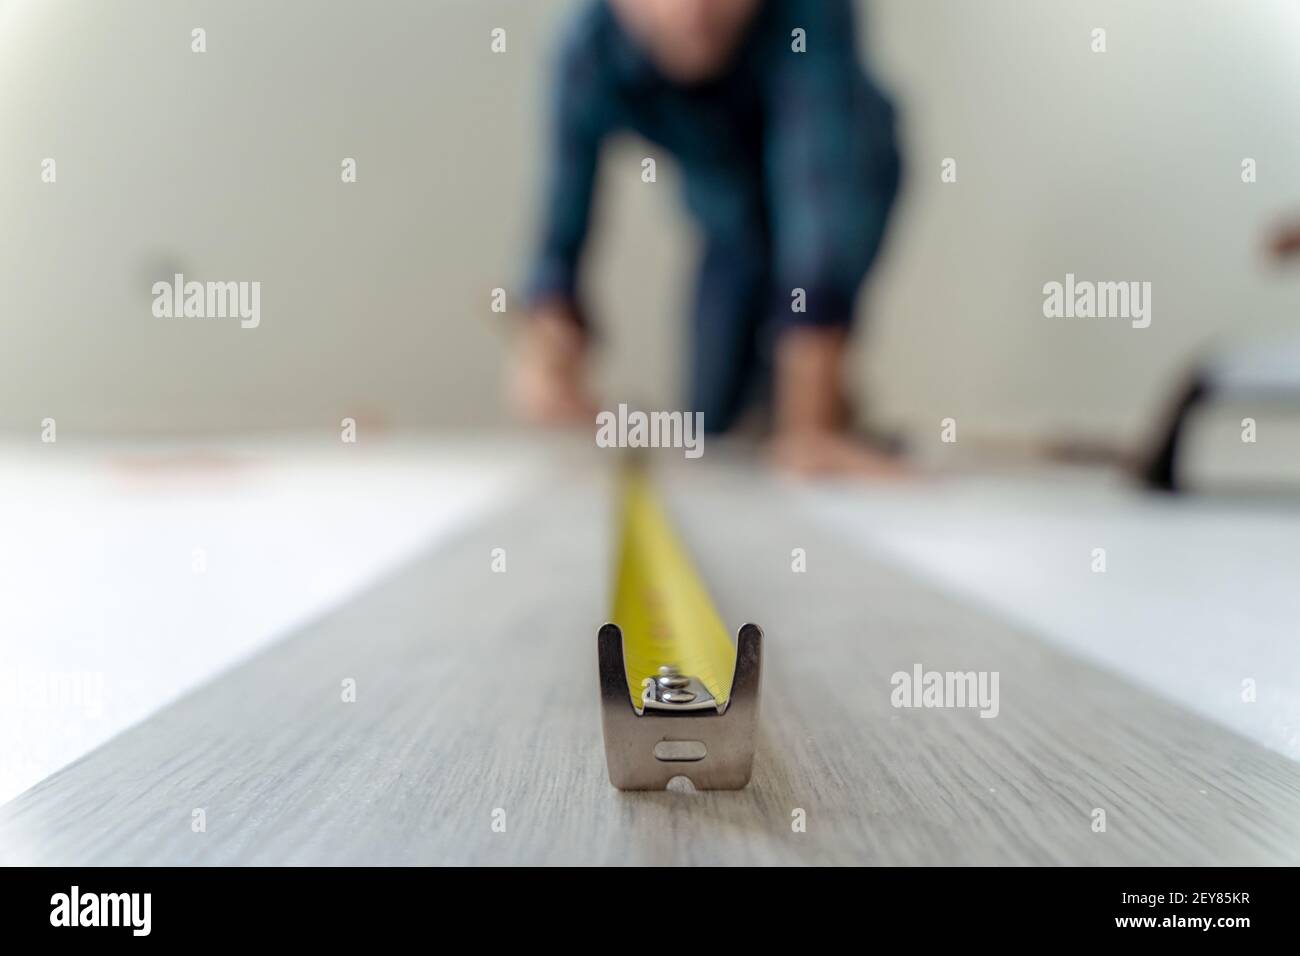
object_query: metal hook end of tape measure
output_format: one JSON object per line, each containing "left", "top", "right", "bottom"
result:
{"left": 598, "top": 621, "right": 763, "bottom": 790}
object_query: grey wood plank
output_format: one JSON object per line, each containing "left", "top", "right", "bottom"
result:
{"left": 3, "top": 461, "right": 1299, "bottom": 865}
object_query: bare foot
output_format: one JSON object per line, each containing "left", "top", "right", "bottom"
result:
{"left": 769, "top": 429, "right": 906, "bottom": 479}
{"left": 508, "top": 308, "right": 598, "bottom": 426}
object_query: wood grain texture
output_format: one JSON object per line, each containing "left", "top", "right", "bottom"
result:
{"left": 4, "top": 460, "right": 1300, "bottom": 865}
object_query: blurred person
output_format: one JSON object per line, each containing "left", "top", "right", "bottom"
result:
{"left": 512, "top": 0, "right": 902, "bottom": 475}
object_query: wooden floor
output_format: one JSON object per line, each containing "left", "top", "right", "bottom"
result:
{"left": 4, "top": 462, "right": 1300, "bottom": 865}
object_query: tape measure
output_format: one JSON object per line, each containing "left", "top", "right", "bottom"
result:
{"left": 597, "top": 463, "right": 764, "bottom": 790}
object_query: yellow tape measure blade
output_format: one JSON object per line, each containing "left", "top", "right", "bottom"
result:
{"left": 611, "top": 469, "right": 737, "bottom": 709}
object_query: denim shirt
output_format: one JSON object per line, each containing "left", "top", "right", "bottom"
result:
{"left": 526, "top": 0, "right": 901, "bottom": 330}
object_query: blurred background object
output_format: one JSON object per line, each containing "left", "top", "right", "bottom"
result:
{"left": 1142, "top": 334, "right": 1300, "bottom": 492}
{"left": 3, "top": 0, "right": 1298, "bottom": 446}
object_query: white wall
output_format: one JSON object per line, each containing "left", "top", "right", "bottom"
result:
{"left": 2, "top": 0, "right": 1298, "bottom": 444}
{"left": 862, "top": 0, "right": 1300, "bottom": 445}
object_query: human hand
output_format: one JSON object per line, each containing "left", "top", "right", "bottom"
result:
{"left": 508, "top": 304, "right": 598, "bottom": 426}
